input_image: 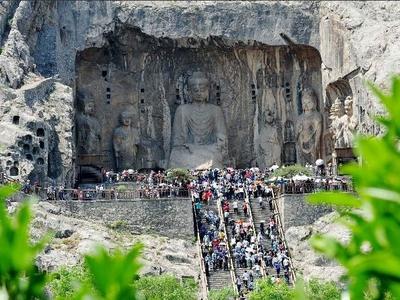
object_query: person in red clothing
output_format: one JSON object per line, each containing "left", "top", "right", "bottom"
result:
{"left": 243, "top": 202, "right": 248, "bottom": 216}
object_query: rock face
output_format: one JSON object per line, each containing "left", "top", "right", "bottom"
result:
{"left": 285, "top": 212, "right": 350, "bottom": 283}
{"left": 24, "top": 201, "right": 199, "bottom": 278}
{"left": 0, "top": 1, "right": 398, "bottom": 183}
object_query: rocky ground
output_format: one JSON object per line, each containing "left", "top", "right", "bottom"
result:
{"left": 285, "top": 211, "right": 350, "bottom": 284}
{"left": 8, "top": 201, "right": 199, "bottom": 278}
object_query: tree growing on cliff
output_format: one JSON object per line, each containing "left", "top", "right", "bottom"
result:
{"left": 308, "top": 76, "right": 400, "bottom": 299}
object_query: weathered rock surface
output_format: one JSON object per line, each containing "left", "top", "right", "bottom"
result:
{"left": 0, "top": 0, "right": 398, "bottom": 184}
{"left": 23, "top": 201, "right": 198, "bottom": 278}
{"left": 286, "top": 212, "right": 350, "bottom": 283}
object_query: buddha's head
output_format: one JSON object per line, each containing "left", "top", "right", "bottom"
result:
{"left": 264, "top": 107, "right": 275, "bottom": 124}
{"left": 302, "top": 88, "right": 318, "bottom": 113}
{"left": 78, "top": 93, "right": 95, "bottom": 116}
{"left": 84, "top": 99, "right": 95, "bottom": 116}
{"left": 331, "top": 97, "right": 345, "bottom": 117}
{"left": 120, "top": 111, "right": 132, "bottom": 127}
{"left": 188, "top": 71, "right": 209, "bottom": 103}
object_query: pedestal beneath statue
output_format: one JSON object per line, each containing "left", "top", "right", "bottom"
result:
{"left": 169, "top": 144, "right": 224, "bottom": 170}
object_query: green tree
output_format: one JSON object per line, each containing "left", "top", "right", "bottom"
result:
{"left": 82, "top": 244, "right": 143, "bottom": 300}
{"left": 134, "top": 275, "right": 197, "bottom": 300}
{"left": 208, "top": 287, "right": 237, "bottom": 300}
{"left": 268, "top": 164, "right": 312, "bottom": 179}
{"left": 249, "top": 278, "right": 294, "bottom": 300}
{"left": 308, "top": 76, "right": 400, "bottom": 299}
{"left": 165, "top": 168, "right": 193, "bottom": 183}
{"left": 48, "top": 265, "right": 92, "bottom": 299}
{"left": 305, "top": 279, "right": 341, "bottom": 300}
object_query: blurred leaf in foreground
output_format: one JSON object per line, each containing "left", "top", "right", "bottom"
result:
{"left": 308, "top": 76, "right": 400, "bottom": 299}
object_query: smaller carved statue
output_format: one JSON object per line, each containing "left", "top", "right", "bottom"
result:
{"left": 329, "top": 96, "right": 357, "bottom": 148}
{"left": 76, "top": 94, "right": 101, "bottom": 155}
{"left": 257, "top": 88, "right": 281, "bottom": 167}
{"left": 113, "top": 110, "right": 140, "bottom": 171}
{"left": 296, "top": 88, "right": 322, "bottom": 163}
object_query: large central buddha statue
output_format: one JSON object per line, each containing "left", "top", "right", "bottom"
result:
{"left": 169, "top": 71, "right": 228, "bottom": 169}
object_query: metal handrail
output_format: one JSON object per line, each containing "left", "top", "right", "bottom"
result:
{"left": 22, "top": 187, "right": 190, "bottom": 201}
{"left": 192, "top": 194, "right": 209, "bottom": 300}
{"left": 217, "top": 199, "right": 238, "bottom": 295}
{"left": 270, "top": 188, "right": 297, "bottom": 283}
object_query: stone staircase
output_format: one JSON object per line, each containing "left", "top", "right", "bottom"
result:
{"left": 198, "top": 200, "right": 235, "bottom": 291}
{"left": 225, "top": 199, "right": 256, "bottom": 280}
{"left": 207, "top": 270, "right": 233, "bottom": 290}
{"left": 248, "top": 197, "right": 276, "bottom": 275}
{"left": 249, "top": 196, "right": 295, "bottom": 281}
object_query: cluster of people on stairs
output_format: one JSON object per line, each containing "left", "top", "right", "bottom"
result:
{"left": 191, "top": 167, "right": 293, "bottom": 297}
{"left": 197, "top": 208, "right": 230, "bottom": 274}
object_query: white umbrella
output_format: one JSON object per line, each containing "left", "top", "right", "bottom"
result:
{"left": 269, "top": 164, "right": 279, "bottom": 171}
{"left": 292, "top": 174, "right": 309, "bottom": 181}
{"left": 128, "top": 169, "right": 134, "bottom": 174}
{"left": 316, "top": 159, "right": 324, "bottom": 166}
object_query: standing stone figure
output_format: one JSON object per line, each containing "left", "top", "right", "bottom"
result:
{"left": 257, "top": 88, "right": 281, "bottom": 168}
{"left": 169, "top": 71, "right": 228, "bottom": 169}
{"left": 296, "top": 88, "right": 322, "bottom": 163}
{"left": 113, "top": 111, "right": 140, "bottom": 171}
{"left": 330, "top": 96, "right": 357, "bottom": 148}
{"left": 76, "top": 95, "right": 101, "bottom": 155}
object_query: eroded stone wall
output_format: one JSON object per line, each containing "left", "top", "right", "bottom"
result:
{"left": 276, "top": 194, "right": 332, "bottom": 230}
{"left": 51, "top": 198, "right": 194, "bottom": 240}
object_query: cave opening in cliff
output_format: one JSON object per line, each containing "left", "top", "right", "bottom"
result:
{"left": 74, "top": 27, "right": 323, "bottom": 182}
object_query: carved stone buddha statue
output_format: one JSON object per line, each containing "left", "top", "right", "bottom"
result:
{"left": 169, "top": 71, "right": 228, "bottom": 169}
{"left": 296, "top": 88, "right": 322, "bottom": 163}
{"left": 76, "top": 95, "right": 101, "bottom": 155}
{"left": 113, "top": 110, "right": 140, "bottom": 171}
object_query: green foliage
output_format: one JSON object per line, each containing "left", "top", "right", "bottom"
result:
{"left": 83, "top": 244, "right": 143, "bottom": 300}
{"left": 0, "top": 184, "right": 48, "bottom": 300}
{"left": 269, "top": 164, "right": 312, "bottom": 179}
{"left": 115, "top": 185, "right": 128, "bottom": 192}
{"left": 208, "top": 287, "right": 237, "bottom": 300}
{"left": 48, "top": 265, "right": 92, "bottom": 299}
{"left": 249, "top": 278, "right": 294, "bottom": 300}
{"left": 308, "top": 76, "right": 400, "bottom": 299}
{"left": 134, "top": 275, "right": 197, "bottom": 300}
{"left": 249, "top": 278, "right": 340, "bottom": 300}
{"left": 166, "top": 168, "right": 193, "bottom": 183}
{"left": 0, "top": 183, "right": 144, "bottom": 300}
{"left": 305, "top": 279, "right": 341, "bottom": 300}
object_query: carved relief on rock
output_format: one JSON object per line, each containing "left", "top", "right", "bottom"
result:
{"left": 256, "top": 87, "right": 281, "bottom": 168}
{"left": 76, "top": 94, "right": 101, "bottom": 155}
{"left": 169, "top": 71, "right": 228, "bottom": 169}
{"left": 329, "top": 96, "right": 357, "bottom": 149}
{"left": 113, "top": 110, "right": 140, "bottom": 171}
{"left": 296, "top": 88, "right": 322, "bottom": 163}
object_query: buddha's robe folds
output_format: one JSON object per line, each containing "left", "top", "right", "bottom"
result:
{"left": 169, "top": 103, "right": 228, "bottom": 169}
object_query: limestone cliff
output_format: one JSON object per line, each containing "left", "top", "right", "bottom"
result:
{"left": 285, "top": 212, "right": 350, "bottom": 283}
{"left": 0, "top": 1, "right": 398, "bottom": 185}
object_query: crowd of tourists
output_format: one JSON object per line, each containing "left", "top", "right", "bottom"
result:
{"left": 191, "top": 168, "right": 292, "bottom": 298}
{"left": 1, "top": 162, "right": 352, "bottom": 202}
